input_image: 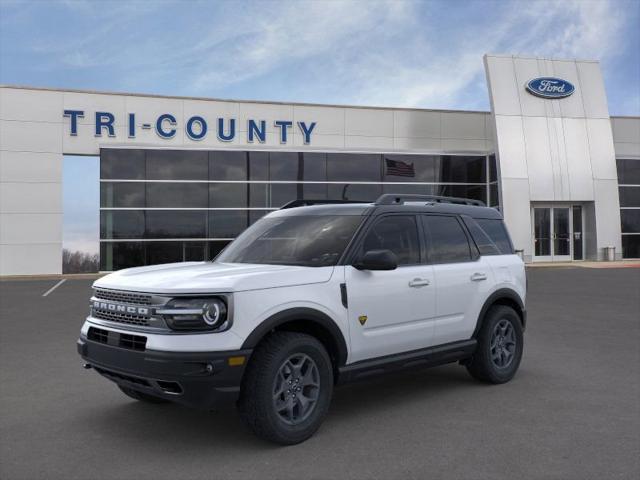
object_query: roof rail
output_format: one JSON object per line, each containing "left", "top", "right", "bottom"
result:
{"left": 279, "top": 199, "right": 367, "bottom": 209}
{"left": 375, "top": 194, "right": 486, "bottom": 207}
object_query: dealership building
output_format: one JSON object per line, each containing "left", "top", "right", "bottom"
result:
{"left": 1, "top": 54, "right": 639, "bottom": 275}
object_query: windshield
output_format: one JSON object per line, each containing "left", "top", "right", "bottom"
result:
{"left": 215, "top": 215, "right": 363, "bottom": 267}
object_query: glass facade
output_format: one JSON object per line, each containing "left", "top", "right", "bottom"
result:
{"left": 100, "top": 149, "right": 499, "bottom": 270}
{"left": 617, "top": 158, "right": 640, "bottom": 258}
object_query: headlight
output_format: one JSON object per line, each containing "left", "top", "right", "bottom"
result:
{"left": 157, "top": 297, "right": 229, "bottom": 332}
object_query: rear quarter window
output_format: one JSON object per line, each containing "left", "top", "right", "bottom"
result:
{"left": 474, "top": 218, "right": 514, "bottom": 255}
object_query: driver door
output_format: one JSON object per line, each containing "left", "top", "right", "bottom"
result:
{"left": 344, "top": 214, "right": 436, "bottom": 363}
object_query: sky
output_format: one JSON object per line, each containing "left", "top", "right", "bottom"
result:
{"left": 1, "top": 0, "right": 639, "bottom": 254}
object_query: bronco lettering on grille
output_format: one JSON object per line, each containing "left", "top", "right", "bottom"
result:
{"left": 92, "top": 300, "right": 149, "bottom": 316}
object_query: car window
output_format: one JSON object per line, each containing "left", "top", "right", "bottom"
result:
{"left": 361, "top": 216, "right": 420, "bottom": 265}
{"left": 423, "top": 215, "right": 472, "bottom": 264}
{"left": 216, "top": 215, "right": 362, "bottom": 267}
{"left": 475, "top": 218, "right": 514, "bottom": 254}
{"left": 462, "top": 217, "right": 500, "bottom": 256}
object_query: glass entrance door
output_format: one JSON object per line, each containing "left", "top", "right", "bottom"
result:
{"left": 552, "top": 207, "right": 571, "bottom": 261}
{"left": 532, "top": 205, "right": 583, "bottom": 261}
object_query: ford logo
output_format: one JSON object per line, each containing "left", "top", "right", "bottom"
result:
{"left": 526, "top": 77, "right": 575, "bottom": 99}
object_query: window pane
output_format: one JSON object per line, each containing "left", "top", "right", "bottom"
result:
{"left": 622, "top": 235, "right": 640, "bottom": 258}
{"left": 100, "top": 211, "right": 145, "bottom": 239}
{"left": 100, "top": 242, "right": 144, "bottom": 271}
{"left": 382, "top": 184, "right": 434, "bottom": 195}
{"left": 146, "top": 242, "right": 183, "bottom": 265}
{"left": 210, "top": 183, "right": 248, "bottom": 207}
{"left": 145, "top": 211, "right": 207, "bottom": 238}
{"left": 209, "top": 150, "right": 247, "bottom": 181}
{"left": 619, "top": 187, "right": 640, "bottom": 207}
{"left": 423, "top": 215, "right": 472, "bottom": 263}
{"left": 489, "top": 154, "right": 497, "bottom": 182}
{"left": 185, "top": 242, "right": 207, "bottom": 262}
{"left": 270, "top": 152, "right": 300, "bottom": 181}
{"left": 435, "top": 184, "right": 487, "bottom": 204}
{"left": 327, "top": 153, "right": 381, "bottom": 182}
{"left": 146, "top": 182, "right": 208, "bottom": 208}
{"left": 361, "top": 216, "right": 420, "bottom": 265}
{"left": 489, "top": 183, "right": 499, "bottom": 207}
{"left": 209, "top": 240, "right": 232, "bottom": 260}
{"left": 617, "top": 159, "right": 640, "bottom": 184}
{"left": 383, "top": 155, "right": 439, "bottom": 182}
{"left": 249, "top": 183, "right": 269, "bottom": 208}
{"left": 100, "top": 182, "right": 145, "bottom": 208}
{"left": 249, "top": 152, "right": 269, "bottom": 181}
{"left": 302, "top": 183, "right": 328, "bottom": 200}
{"left": 327, "top": 183, "right": 382, "bottom": 202}
{"left": 217, "top": 215, "right": 362, "bottom": 267}
{"left": 302, "top": 153, "right": 327, "bottom": 181}
{"left": 209, "top": 210, "right": 248, "bottom": 238}
{"left": 270, "top": 183, "right": 300, "bottom": 207}
{"left": 476, "top": 218, "right": 514, "bottom": 254}
{"left": 621, "top": 210, "right": 640, "bottom": 233}
{"left": 100, "top": 149, "right": 145, "bottom": 179}
{"left": 146, "top": 150, "right": 208, "bottom": 180}
{"left": 437, "top": 156, "right": 486, "bottom": 183}
{"left": 462, "top": 217, "right": 499, "bottom": 255}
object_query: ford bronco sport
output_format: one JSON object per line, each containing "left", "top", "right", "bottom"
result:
{"left": 78, "top": 194, "right": 526, "bottom": 444}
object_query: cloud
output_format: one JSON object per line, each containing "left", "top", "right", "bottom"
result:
{"left": 1, "top": 0, "right": 637, "bottom": 113}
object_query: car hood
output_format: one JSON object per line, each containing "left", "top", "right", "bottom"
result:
{"left": 94, "top": 262, "right": 335, "bottom": 294}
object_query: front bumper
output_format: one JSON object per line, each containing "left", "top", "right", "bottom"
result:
{"left": 77, "top": 336, "right": 252, "bottom": 409}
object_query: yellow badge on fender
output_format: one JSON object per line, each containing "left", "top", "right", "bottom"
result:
{"left": 358, "top": 315, "right": 368, "bottom": 326}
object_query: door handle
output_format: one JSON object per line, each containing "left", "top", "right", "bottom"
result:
{"left": 470, "top": 272, "right": 487, "bottom": 282}
{"left": 408, "top": 278, "right": 430, "bottom": 288}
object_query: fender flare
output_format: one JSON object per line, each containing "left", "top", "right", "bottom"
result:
{"left": 473, "top": 288, "right": 526, "bottom": 338}
{"left": 241, "top": 307, "right": 349, "bottom": 366}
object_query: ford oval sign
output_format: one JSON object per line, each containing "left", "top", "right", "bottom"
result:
{"left": 526, "top": 77, "right": 575, "bottom": 99}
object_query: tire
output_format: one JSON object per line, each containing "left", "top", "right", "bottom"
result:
{"left": 118, "top": 385, "right": 169, "bottom": 404}
{"left": 238, "top": 332, "right": 334, "bottom": 445}
{"left": 466, "top": 305, "right": 523, "bottom": 384}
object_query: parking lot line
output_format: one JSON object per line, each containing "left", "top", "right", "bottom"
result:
{"left": 42, "top": 279, "right": 66, "bottom": 297}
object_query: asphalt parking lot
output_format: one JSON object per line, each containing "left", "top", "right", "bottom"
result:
{"left": 1, "top": 267, "right": 639, "bottom": 480}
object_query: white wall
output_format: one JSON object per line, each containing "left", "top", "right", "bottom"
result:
{"left": 484, "top": 54, "right": 622, "bottom": 261}
{"left": 0, "top": 85, "right": 493, "bottom": 275}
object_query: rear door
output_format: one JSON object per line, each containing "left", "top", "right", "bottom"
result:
{"left": 422, "top": 214, "right": 493, "bottom": 345}
{"left": 345, "top": 214, "right": 436, "bottom": 363}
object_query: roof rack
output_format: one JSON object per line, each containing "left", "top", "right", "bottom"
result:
{"left": 279, "top": 199, "right": 367, "bottom": 209}
{"left": 375, "top": 194, "right": 486, "bottom": 207}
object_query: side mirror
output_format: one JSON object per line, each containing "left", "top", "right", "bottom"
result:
{"left": 353, "top": 249, "right": 398, "bottom": 271}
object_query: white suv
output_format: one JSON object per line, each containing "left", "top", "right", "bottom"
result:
{"left": 78, "top": 194, "right": 526, "bottom": 444}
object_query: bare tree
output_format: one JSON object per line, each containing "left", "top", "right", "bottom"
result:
{"left": 62, "top": 249, "right": 99, "bottom": 274}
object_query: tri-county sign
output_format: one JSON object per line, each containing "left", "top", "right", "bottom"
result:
{"left": 63, "top": 110, "right": 317, "bottom": 144}
{"left": 525, "top": 77, "right": 575, "bottom": 99}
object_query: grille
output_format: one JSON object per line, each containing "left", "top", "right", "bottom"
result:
{"left": 87, "top": 326, "right": 147, "bottom": 352}
{"left": 92, "top": 309, "right": 150, "bottom": 326}
{"left": 94, "top": 289, "right": 152, "bottom": 305}
{"left": 119, "top": 333, "right": 147, "bottom": 351}
{"left": 88, "top": 326, "right": 109, "bottom": 344}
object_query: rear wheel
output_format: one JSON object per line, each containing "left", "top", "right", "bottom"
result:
{"left": 118, "top": 385, "right": 169, "bottom": 404}
{"left": 238, "top": 332, "right": 334, "bottom": 445}
{"left": 466, "top": 305, "right": 523, "bottom": 384}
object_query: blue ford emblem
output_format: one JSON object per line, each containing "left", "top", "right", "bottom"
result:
{"left": 526, "top": 77, "right": 575, "bottom": 99}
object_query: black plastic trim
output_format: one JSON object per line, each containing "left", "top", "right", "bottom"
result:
{"left": 78, "top": 337, "right": 252, "bottom": 409}
{"left": 472, "top": 288, "right": 526, "bottom": 337}
{"left": 338, "top": 339, "right": 477, "bottom": 384}
{"left": 241, "top": 307, "right": 348, "bottom": 366}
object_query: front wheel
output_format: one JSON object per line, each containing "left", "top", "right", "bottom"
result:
{"left": 466, "top": 305, "right": 523, "bottom": 384}
{"left": 238, "top": 332, "right": 334, "bottom": 445}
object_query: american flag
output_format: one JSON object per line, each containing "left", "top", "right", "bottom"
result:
{"left": 385, "top": 158, "right": 415, "bottom": 177}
